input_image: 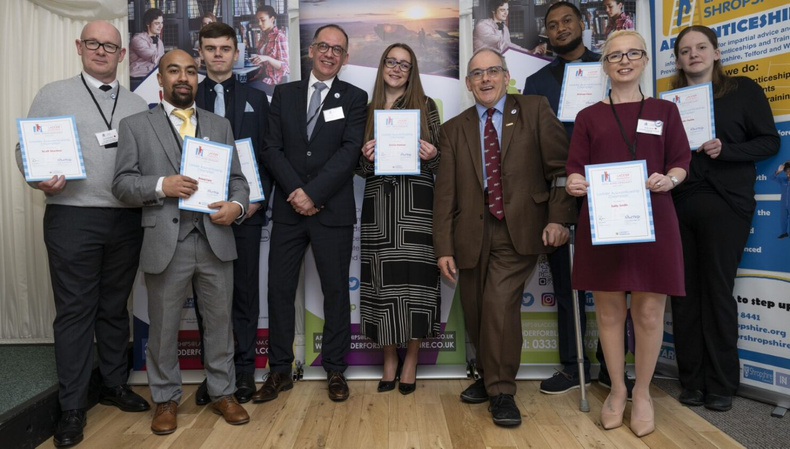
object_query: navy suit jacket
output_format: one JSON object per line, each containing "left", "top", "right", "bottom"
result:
{"left": 197, "top": 78, "right": 272, "bottom": 225}
{"left": 262, "top": 77, "right": 368, "bottom": 226}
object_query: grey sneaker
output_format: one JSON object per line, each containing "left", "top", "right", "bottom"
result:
{"left": 539, "top": 370, "right": 591, "bottom": 395}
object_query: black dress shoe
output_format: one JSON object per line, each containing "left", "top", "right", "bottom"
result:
{"left": 234, "top": 372, "right": 256, "bottom": 404}
{"left": 99, "top": 384, "right": 151, "bottom": 412}
{"left": 460, "top": 378, "right": 488, "bottom": 403}
{"left": 679, "top": 388, "right": 705, "bottom": 406}
{"left": 195, "top": 379, "right": 210, "bottom": 406}
{"left": 704, "top": 393, "right": 733, "bottom": 411}
{"left": 489, "top": 394, "right": 522, "bottom": 426}
{"left": 252, "top": 371, "right": 294, "bottom": 403}
{"left": 327, "top": 371, "right": 350, "bottom": 402}
{"left": 54, "top": 409, "right": 86, "bottom": 447}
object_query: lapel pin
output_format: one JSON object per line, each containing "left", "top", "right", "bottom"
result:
{"left": 203, "top": 136, "right": 210, "bottom": 141}
{"left": 334, "top": 92, "right": 340, "bottom": 99}
{"left": 511, "top": 108, "right": 517, "bottom": 114}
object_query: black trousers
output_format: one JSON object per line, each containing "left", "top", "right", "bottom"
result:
{"left": 672, "top": 193, "right": 749, "bottom": 396}
{"left": 195, "top": 222, "right": 263, "bottom": 374}
{"left": 43, "top": 205, "right": 142, "bottom": 410}
{"left": 549, "top": 244, "right": 613, "bottom": 378}
{"left": 267, "top": 219, "right": 353, "bottom": 373}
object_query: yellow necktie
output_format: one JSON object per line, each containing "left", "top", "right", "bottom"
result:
{"left": 172, "top": 108, "right": 195, "bottom": 139}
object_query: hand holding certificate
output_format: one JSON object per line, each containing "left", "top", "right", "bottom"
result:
{"left": 374, "top": 109, "right": 420, "bottom": 175}
{"left": 585, "top": 160, "right": 655, "bottom": 245}
{"left": 557, "top": 63, "right": 608, "bottom": 122}
{"left": 17, "top": 115, "right": 86, "bottom": 181}
{"left": 659, "top": 82, "right": 714, "bottom": 150}
{"left": 179, "top": 136, "right": 233, "bottom": 213}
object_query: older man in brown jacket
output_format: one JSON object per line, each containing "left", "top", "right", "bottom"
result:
{"left": 433, "top": 48, "right": 576, "bottom": 427}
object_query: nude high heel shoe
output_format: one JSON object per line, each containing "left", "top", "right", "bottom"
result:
{"left": 600, "top": 394, "right": 626, "bottom": 430}
{"left": 629, "top": 397, "right": 655, "bottom": 437}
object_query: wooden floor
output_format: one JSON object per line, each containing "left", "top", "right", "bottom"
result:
{"left": 42, "top": 380, "right": 744, "bottom": 449}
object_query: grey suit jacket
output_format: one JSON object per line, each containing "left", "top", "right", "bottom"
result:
{"left": 112, "top": 105, "right": 250, "bottom": 274}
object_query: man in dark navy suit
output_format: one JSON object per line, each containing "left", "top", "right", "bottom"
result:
{"left": 192, "top": 22, "right": 272, "bottom": 405}
{"left": 254, "top": 24, "right": 367, "bottom": 403}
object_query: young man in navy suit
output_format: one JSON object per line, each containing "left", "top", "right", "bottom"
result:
{"left": 255, "top": 24, "right": 367, "bottom": 403}
{"left": 192, "top": 21, "right": 272, "bottom": 406}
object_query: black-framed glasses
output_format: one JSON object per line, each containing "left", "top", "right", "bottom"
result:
{"left": 82, "top": 39, "right": 121, "bottom": 54}
{"left": 384, "top": 57, "right": 412, "bottom": 72}
{"left": 467, "top": 65, "right": 506, "bottom": 80}
{"left": 604, "top": 49, "right": 647, "bottom": 63}
{"left": 312, "top": 42, "right": 345, "bottom": 57}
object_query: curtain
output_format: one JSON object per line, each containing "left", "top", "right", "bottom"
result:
{"left": 0, "top": 0, "right": 128, "bottom": 341}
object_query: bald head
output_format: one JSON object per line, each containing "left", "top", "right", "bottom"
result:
{"left": 157, "top": 50, "right": 199, "bottom": 108}
{"left": 76, "top": 20, "right": 125, "bottom": 84}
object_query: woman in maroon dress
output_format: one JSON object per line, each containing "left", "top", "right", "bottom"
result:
{"left": 565, "top": 30, "right": 691, "bottom": 437}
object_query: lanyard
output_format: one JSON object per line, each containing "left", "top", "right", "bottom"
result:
{"left": 608, "top": 87, "right": 645, "bottom": 160}
{"left": 80, "top": 74, "right": 119, "bottom": 131}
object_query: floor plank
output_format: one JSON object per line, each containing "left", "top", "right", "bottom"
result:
{"left": 42, "top": 380, "right": 744, "bottom": 449}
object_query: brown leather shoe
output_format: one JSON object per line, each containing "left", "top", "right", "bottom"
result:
{"left": 151, "top": 401, "right": 178, "bottom": 435}
{"left": 251, "top": 372, "right": 294, "bottom": 403}
{"left": 211, "top": 396, "right": 250, "bottom": 425}
{"left": 327, "top": 371, "right": 349, "bottom": 402}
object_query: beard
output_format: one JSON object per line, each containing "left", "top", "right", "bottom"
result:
{"left": 169, "top": 85, "right": 194, "bottom": 108}
{"left": 552, "top": 35, "right": 583, "bottom": 56}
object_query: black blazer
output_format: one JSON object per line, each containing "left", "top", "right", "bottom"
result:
{"left": 197, "top": 78, "right": 272, "bottom": 225}
{"left": 262, "top": 77, "right": 368, "bottom": 226}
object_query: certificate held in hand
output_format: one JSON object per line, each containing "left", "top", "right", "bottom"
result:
{"left": 659, "top": 82, "right": 715, "bottom": 150}
{"left": 374, "top": 109, "right": 420, "bottom": 176}
{"left": 17, "top": 115, "right": 86, "bottom": 181}
{"left": 179, "top": 136, "right": 233, "bottom": 213}
{"left": 585, "top": 160, "right": 655, "bottom": 245}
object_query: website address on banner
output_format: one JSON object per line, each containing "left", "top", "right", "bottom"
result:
{"left": 739, "top": 323, "right": 788, "bottom": 339}
{"left": 738, "top": 334, "right": 790, "bottom": 349}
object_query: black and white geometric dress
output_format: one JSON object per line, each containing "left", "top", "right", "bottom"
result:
{"left": 357, "top": 97, "right": 442, "bottom": 346}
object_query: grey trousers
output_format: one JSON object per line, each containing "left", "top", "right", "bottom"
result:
{"left": 144, "top": 232, "right": 235, "bottom": 404}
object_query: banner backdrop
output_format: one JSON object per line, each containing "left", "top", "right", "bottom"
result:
{"left": 299, "top": 0, "right": 467, "bottom": 369}
{"left": 651, "top": 0, "right": 790, "bottom": 404}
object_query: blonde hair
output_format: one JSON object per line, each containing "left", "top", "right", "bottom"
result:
{"left": 601, "top": 30, "right": 647, "bottom": 59}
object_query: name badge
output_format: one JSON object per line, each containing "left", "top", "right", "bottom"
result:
{"left": 96, "top": 129, "right": 119, "bottom": 146}
{"left": 636, "top": 119, "right": 663, "bottom": 136}
{"left": 323, "top": 107, "right": 345, "bottom": 122}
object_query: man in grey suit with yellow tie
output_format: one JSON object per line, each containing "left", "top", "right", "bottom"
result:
{"left": 112, "top": 49, "right": 250, "bottom": 435}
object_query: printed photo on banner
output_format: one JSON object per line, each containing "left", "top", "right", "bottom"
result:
{"left": 127, "top": 0, "right": 291, "bottom": 101}
{"left": 470, "top": 0, "right": 636, "bottom": 93}
{"left": 299, "top": 0, "right": 461, "bottom": 120}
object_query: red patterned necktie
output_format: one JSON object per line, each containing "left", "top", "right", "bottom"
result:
{"left": 484, "top": 108, "right": 504, "bottom": 220}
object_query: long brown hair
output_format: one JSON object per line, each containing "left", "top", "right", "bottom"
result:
{"left": 670, "top": 25, "right": 736, "bottom": 98}
{"left": 364, "top": 43, "right": 431, "bottom": 141}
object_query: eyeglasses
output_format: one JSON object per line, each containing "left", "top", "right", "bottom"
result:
{"left": 82, "top": 39, "right": 120, "bottom": 54}
{"left": 604, "top": 49, "right": 647, "bottom": 63}
{"left": 312, "top": 42, "right": 345, "bottom": 57}
{"left": 467, "top": 65, "right": 506, "bottom": 80}
{"left": 384, "top": 57, "right": 412, "bottom": 72}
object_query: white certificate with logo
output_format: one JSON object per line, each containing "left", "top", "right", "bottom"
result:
{"left": 179, "top": 136, "right": 233, "bottom": 213}
{"left": 585, "top": 160, "right": 655, "bottom": 245}
{"left": 234, "top": 138, "right": 265, "bottom": 203}
{"left": 374, "top": 109, "right": 420, "bottom": 175}
{"left": 557, "top": 62, "right": 608, "bottom": 122}
{"left": 659, "top": 82, "right": 715, "bottom": 150}
{"left": 17, "top": 115, "right": 86, "bottom": 181}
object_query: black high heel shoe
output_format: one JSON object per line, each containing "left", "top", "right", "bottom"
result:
{"left": 398, "top": 356, "right": 416, "bottom": 395}
{"left": 377, "top": 357, "right": 403, "bottom": 392}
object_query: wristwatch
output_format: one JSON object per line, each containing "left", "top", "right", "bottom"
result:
{"left": 669, "top": 175, "right": 679, "bottom": 187}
